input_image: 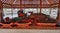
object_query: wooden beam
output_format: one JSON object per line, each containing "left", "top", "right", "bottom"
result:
{"left": 2, "top": 1, "right": 58, "bottom": 7}
{"left": 0, "top": 0, "right": 3, "bottom": 9}
{"left": 3, "top": 6, "right": 56, "bottom": 8}
{"left": 13, "top": 0, "right": 17, "bottom": 4}
{"left": 3, "top": 4, "right": 58, "bottom": 8}
{"left": 46, "top": 0, "right": 50, "bottom": 4}
{"left": 20, "top": 0, "right": 23, "bottom": 10}
{"left": 40, "top": 0, "right": 42, "bottom": 13}
{"left": 57, "top": 0, "right": 60, "bottom": 22}
{"left": 47, "top": 0, "right": 52, "bottom": 4}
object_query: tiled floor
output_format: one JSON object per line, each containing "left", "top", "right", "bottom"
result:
{"left": 0, "top": 29, "right": 60, "bottom": 33}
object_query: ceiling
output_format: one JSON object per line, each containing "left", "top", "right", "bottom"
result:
{"left": 1, "top": 0, "right": 59, "bottom": 8}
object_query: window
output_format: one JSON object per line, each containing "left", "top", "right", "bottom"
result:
{"left": 41, "top": 8, "right": 50, "bottom": 15}
{"left": 3, "top": 8, "right": 20, "bottom": 19}
{"left": 50, "top": 8, "right": 58, "bottom": 19}
{"left": 41, "top": 8, "right": 58, "bottom": 19}
{"left": 12, "top": 8, "right": 20, "bottom": 18}
{"left": 3, "top": 8, "right": 58, "bottom": 19}
{"left": 3, "top": 8, "right": 12, "bottom": 19}
{"left": 23, "top": 8, "right": 40, "bottom": 13}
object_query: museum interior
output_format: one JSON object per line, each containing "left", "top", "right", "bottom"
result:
{"left": 0, "top": 0, "right": 60, "bottom": 29}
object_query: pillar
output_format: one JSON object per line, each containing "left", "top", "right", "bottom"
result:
{"left": 0, "top": 0, "right": 3, "bottom": 22}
